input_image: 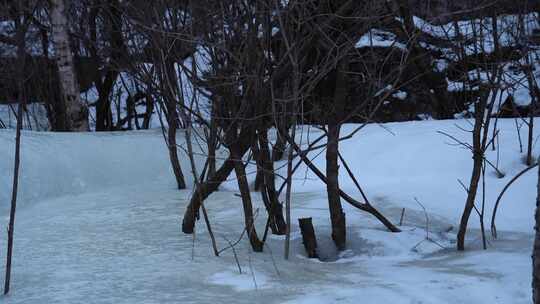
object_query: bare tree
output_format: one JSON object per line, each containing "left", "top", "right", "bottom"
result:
{"left": 178, "top": 0, "right": 403, "bottom": 253}
{"left": 533, "top": 156, "right": 540, "bottom": 303}
{"left": 441, "top": 15, "right": 506, "bottom": 251}
{"left": 4, "top": 2, "right": 31, "bottom": 293}
{"left": 124, "top": 0, "right": 190, "bottom": 189}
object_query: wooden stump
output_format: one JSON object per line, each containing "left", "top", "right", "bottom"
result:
{"left": 298, "top": 217, "right": 318, "bottom": 258}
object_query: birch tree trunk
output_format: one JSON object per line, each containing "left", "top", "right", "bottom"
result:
{"left": 532, "top": 156, "right": 540, "bottom": 303}
{"left": 50, "top": 0, "right": 89, "bottom": 131}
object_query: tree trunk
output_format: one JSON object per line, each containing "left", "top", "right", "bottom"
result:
{"left": 167, "top": 107, "right": 186, "bottom": 190}
{"left": 532, "top": 156, "right": 540, "bottom": 303}
{"left": 326, "top": 59, "right": 348, "bottom": 251}
{"left": 299, "top": 218, "right": 318, "bottom": 259}
{"left": 94, "top": 1, "right": 123, "bottom": 131}
{"left": 258, "top": 129, "right": 286, "bottom": 235}
{"left": 182, "top": 129, "right": 253, "bottom": 234}
{"left": 142, "top": 93, "right": 154, "bottom": 129}
{"left": 326, "top": 122, "right": 347, "bottom": 251}
{"left": 272, "top": 124, "right": 287, "bottom": 162}
{"left": 281, "top": 130, "right": 400, "bottom": 232}
{"left": 254, "top": 166, "right": 264, "bottom": 191}
{"left": 207, "top": 110, "right": 218, "bottom": 177}
{"left": 182, "top": 147, "right": 248, "bottom": 233}
{"left": 231, "top": 146, "right": 264, "bottom": 252}
{"left": 523, "top": 38, "right": 538, "bottom": 167}
{"left": 161, "top": 59, "right": 186, "bottom": 190}
{"left": 252, "top": 130, "right": 286, "bottom": 235}
{"left": 457, "top": 100, "right": 485, "bottom": 251}
{"left": 4, "top": 100, "right": 22, "bottom": 296}
{"left": 525, "top": 69, "right": 537, "bottom": 166}
{"left": 4, "top": 17, "right": 26, "bottom": 294}
{"left": 528, "top": 114, "right": 535, "bottom": 166}
{"left": 457, "top": 156, "right": 483, "bottom": 251}
{"left": 4, "top": 99, "right": 23, "bottom": 296}
{"left": 50, "top": 0, "right": 89, "bottom": 131}
{"left": 95, "top": 71, "right": 117, "bottom": 131}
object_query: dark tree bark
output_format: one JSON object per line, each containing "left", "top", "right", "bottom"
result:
{"left": 231, "top": 146, "right": 264, "bottom": 252}
{"left": 253, "top": 134, "right": 264, "bottom": 191}
{"left": 252, "top": 129, "right": 287, "bottom": 235}
{"left": 299, "top": 217, "right": 319, "bottom": 258}
{"left": 166, "top": 107, "right": 186, "bottom": 190}
{"left": 326, "top": 121, "right": 347, "bottom": 250}
{"left": 272, "top": 123, "right": 287, "bottom": 162}
{"left": 457, "top": 99, "right": 486, "bottom": 251}
{"left": 254, "top": 166, "right": 264, "bottom": 191}
{"left": 5, "top": 14, "right": 27, "bottom": 294}
{"left": 182, "top": 142, "right": 249, "bottom": 234}
{"left": 526, "top": 76, "right": 538, "bottom": 167}
{"left": 4, "top": 96, "right": 23, "bottom": 296}
{"left": 126, "top": 93, "right": 135, "bottom": 130}
{"left": 533, "top": 156, "right": 540, "bottom": 303}
{"left": 457, "top": 157, "right": 483, "bottom": 251}
{"left": 160, "top": 59, "right": 186, "bottom": 190}
{"left": 93, "top": 0, "right": 125, "bottom": 131}
{"left": 258, "top": 129, "right": 287, "bottom": 235}
{"left": 95, "top": 71, "right": 117, "bottom": 131}
{"left": 182, "top": 158, "right": 235, "bottom": 233}
{"left": 207, "top": 108, "right": 218, "bottom": 177}
{"left": 326, "top": 58, "right": 348, "bottom": 251}
{"left": 182, "top": 126, "right": 256, "bottom": 234}
{"left": 142, "top": 93, "right": 154, "bottom": 129}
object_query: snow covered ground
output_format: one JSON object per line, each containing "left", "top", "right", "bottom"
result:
{"left": 0, "top": 119, "right": 537, "bottom": 303}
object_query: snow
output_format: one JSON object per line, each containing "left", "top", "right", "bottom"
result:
{"left": 413, "top": 13, "right": 540, "bottom": 55}
{"left": 208, "top": 268, "right": 271, "bottom": 291}
{"left": 356, "top": 29, "right": 406, "bottom": 49}
{"left": 392, "top": 90, "right": 408, "bottom": 100}
{"left": 0, "top": 118, "right": 538, "bottom": 303}
{"left": 0, "top": 129, "right": 189, "bottom": 211}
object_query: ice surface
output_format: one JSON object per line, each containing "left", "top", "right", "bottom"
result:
{"left": 0, "top": 119, "right": 537, "bottom": 303}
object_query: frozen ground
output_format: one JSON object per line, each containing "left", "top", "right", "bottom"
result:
{"left": 0, "top": 119, "right": 537, "bottom": 303}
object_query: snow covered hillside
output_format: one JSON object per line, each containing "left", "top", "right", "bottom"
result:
{"left": 0, "top": 119, "right": 537, "bottom": 303}
{"left": 0, "top": 129, "right": 178, "bottom": 211}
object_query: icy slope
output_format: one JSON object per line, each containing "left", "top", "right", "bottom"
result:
{"left": 0, "top": 130, "right": 183, "bottom": 211}
{"left": 0, "top": 118, "right": 537, "bottom": 303}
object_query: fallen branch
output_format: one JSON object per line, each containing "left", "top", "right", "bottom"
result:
{"left": 280, "top": 131, "right": 401, "bottom": 232}
{"left": 491, "top": 163, "right": 539, "bottom": 238}
{"left": 411, "top": 198, "right": 445, "bottom": 251}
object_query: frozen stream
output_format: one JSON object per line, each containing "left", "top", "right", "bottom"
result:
{"left": 0, "top": 182, "right": 532, "bottom": 304}
{"left": 0, "top": 120, "right": 536, "bottom": 303}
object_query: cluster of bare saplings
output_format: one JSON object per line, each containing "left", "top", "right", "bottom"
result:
{"left": 2, "top": 0, "right": 540, "bottom": 294}
{"left": 161, "top": 0, "right": 540, "bottom": 256}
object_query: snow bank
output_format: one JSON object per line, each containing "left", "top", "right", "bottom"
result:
{"left": 0, "top": 129, "right": 193, "bottom": 211}
{"left": 264, "top": 119, "right": 539, "bottom": 233}
{"left": 0, "top": 119, "right": 537, "bottom": 303}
